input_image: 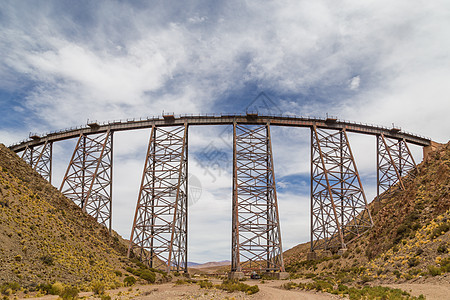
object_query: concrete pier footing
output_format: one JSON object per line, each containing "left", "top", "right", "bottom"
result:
{"left": 228, "top": 272, "right": 245, "bottom": 280}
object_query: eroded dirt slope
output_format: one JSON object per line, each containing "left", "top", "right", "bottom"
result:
{"left": 0, "top": 144, "right": 131, "bottom": 289}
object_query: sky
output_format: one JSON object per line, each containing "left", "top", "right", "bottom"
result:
{"left": 1, "top": 0, "right": 449, "bottom": 263}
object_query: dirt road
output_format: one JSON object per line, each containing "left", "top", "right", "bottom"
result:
{"left": 252, "top": 279, "right": 339, "bottom": 300}
{"left": 109, "top": 279, "right": 339, "bottom": 300}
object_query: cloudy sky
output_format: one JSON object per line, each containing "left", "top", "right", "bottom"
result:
{"left": 1, "top": 0, "right": 449, "bottom": 263}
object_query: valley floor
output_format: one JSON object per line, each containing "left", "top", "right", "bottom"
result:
{"left": 23, "top": 279, "right": 339, "bottom": 300}
{"left": 18, "top": 278, "right": 450, "bottom": 300}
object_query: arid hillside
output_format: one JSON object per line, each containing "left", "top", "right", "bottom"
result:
{"left": 0, "top": 144, "right": 132, "bottom": 290}
{"left": 284, "top": 141, "right": 450, "bottom": 289}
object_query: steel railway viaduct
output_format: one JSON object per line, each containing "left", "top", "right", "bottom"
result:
{"left": 9, "top": 114, "right": 433, "bottom": 277}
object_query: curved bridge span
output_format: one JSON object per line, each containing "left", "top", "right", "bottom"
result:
{"left": 9, "top": 114, "right": 432, "bottom": 275}
{"left": 10, "top": 114, "right": 430, "bottom": 151}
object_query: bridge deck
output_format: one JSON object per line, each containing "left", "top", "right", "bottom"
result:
{"left": 9, "top": 114, "right": 431, "bottom": 152}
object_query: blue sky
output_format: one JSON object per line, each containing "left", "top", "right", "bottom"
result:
{"left": 1, "top": 0, "right": 449, "bottom": 263}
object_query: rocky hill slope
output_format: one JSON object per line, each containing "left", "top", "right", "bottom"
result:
{"left": 0, "top": 144, "right": 131, "bottom": 291}
{"left": 284, "top": 141, "right": 450, "bottom": 284}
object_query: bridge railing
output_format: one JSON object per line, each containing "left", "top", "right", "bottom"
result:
{"left": 8, "top": 114, "right": 431, "bottom": 148}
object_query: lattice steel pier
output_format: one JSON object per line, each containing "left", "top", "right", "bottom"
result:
{"left": 22, "top": 140, "right": 53, "bottom": 183}
{"left": 60, "top": 129, "right": 113, "bottom": 230}
{"left": 310, "top": 127, "right": 373, "bottom": 252}
{"left": 231, "top": 122, "right": 284, "bottom": 273}
{"left": 377, "top": 134, "right": 418, "bottom": 201}
{"left": 128, "top": 124, "right": 188, "bottom": 273}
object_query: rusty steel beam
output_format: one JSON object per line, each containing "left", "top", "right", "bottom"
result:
{"left": 232, "top": 121, "right": 240, "bottom": 271}
{"left": 311, "top": 126, "right": 345, "bottom": 251}
{"left": 21, "top": 140, "right": 53, "bottom": 183}
{"left": 231, "top": 123, "right": 284, "bottom": 272}
{"left": 10, "top": 115, "right": 431, "bottom": 153}
{"left": 311, "top": 127, "right": 373, "bottom": 252}
{"left": 128, "top": 124, "right": 188, "bottom": 273}
{"left": 59, "top": 130, "right": 113, "bottom": 230}
{"left": 377, "top": 134, "right": 418, "bottom": 201}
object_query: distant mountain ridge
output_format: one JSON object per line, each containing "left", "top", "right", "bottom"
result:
{"left": 189, "top": 260, "right": 231, "bottom": 269}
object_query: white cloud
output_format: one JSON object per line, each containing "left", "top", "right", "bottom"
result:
{"left": 349, "top": 76, "right": 360, "bottom": 90}
{"left": 188, "top": 16, "right": 207, "bottom": 24}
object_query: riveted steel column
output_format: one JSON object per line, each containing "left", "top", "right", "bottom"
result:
{"left": 168, "top": 122, "right": 188, "bottom": 273}
{"left": 60, "top": 130, "right": 113, "bottom": 230}
{"left": 310, "top": 127, "right": 372, "bottom": 252}
{"left": 266, "top": 123, "right": 284, "bottom": 271}
{"left": 231, "top": 123, "right": 284, "bottom": 272}
{"left": 231, "top": 121, "right": 240, "bottom": 272}
{"left": 21, "top": 140, "right": 53, "bottom": 183}
{"left": 377, "top": 134, "right": 418, "bottom": 201}
{"left": 128, "top": 124, "right": 188, "bottom": 273}
{"left": 310, "top": 126, "right": 344, "bottom": 251}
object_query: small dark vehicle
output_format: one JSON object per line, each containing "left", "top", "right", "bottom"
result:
{"left": 250, "top": 272, "right": 261, "bottom": 279}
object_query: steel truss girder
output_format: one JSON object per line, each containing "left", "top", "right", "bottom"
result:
{"left": 128, "top": 124, "right": 188, "bottom": 273}
{"left": 311, "top": 126, "right": 373, "bottom": 252}
{"left": 377, "top": 134, "right": 417, "bottom": 201}
{"left": 232, "top": 122, "right": 284, "bottom": 272}
{"left": 59, "top": 130, "right": 113, "bottom": 230}
{"left": 22, "top": 140, "right": 53, "bottom": 183}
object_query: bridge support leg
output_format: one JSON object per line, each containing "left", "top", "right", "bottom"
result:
{"left": 377, "top": 134, "right": 417, "bottom": 202}
{"left": 128, "top": 124, "right": 188, "bottom": 273}
{"left": 60, "top": 130, "right": 113, "bottom": 231}
{"left": 231, "top": 122, "right": 284, "bottom": 274}
{"left": 22, "top": 140, "right": 53, "bottom": 183}
{"left": 310, "top": 127, "right": 373, "bottom": 253}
